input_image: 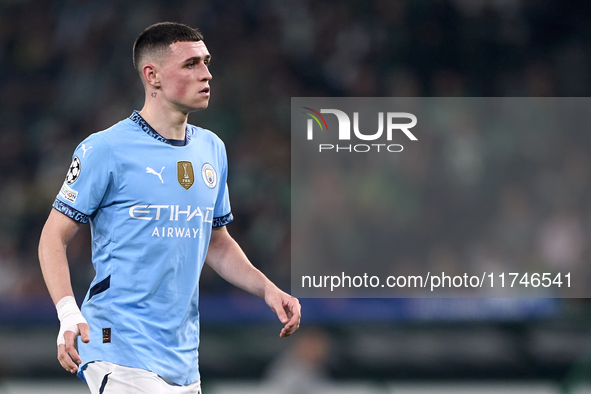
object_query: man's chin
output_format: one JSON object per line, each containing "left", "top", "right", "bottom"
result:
{"left": 186, "top": 102, "right": 210, "bottom": 113}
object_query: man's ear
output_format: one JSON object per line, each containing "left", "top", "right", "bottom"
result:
{"left": 142, "top": 63, "right": 161, "bottom": 88}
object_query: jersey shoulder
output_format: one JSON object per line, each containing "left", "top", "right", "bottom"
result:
{"left": 187, "top": 124, "right": 226, "bottom": 150}
{"left": 75, "top": 118, "right": 136, "bottom": 151}
{"left": 89, "top": 118, "right": 140, "bottom": 146}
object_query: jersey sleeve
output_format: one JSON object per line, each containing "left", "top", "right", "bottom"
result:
{"left": 212, "top": 142, "right": 233, "bottom": 228}
{"left": 53, "top": 134, "right": 115, "bottom": 224}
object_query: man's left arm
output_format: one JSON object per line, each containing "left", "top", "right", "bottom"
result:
{"left": 205, "top": 226, "right": 301, "bottom": 337}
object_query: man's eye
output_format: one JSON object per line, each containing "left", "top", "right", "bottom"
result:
{"left": 187, "top": 62, "right": 194, "bottom": 68}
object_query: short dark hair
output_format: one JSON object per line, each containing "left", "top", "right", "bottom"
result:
{"left": 133, "top": 22, "right": 204, "bottom": 73}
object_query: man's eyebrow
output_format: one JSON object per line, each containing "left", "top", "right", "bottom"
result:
{"left": 183, "top": 54, "right": 212, "bottom": 63}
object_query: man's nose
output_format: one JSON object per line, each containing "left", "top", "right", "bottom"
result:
{"left": 200, "top": 64, "right": 212, "bottom": 81}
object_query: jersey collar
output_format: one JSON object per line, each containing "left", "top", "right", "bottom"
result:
{"left": 129, "top": 110, "right": 190, "bottom": 145}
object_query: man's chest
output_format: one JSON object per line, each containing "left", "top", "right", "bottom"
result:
{"left": 113, "top": 143, "right": 223, "bottom": 215}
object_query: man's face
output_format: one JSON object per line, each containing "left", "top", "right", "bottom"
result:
{"left": 157, "top": 41, "right": 212, "bottom": 113}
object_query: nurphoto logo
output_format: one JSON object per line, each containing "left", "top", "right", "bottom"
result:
{"left": 302, "top": 107, "right": 417, "bottom": 153}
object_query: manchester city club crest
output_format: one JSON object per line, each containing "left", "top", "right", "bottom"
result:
{"left": 176, "top": 161, "right": 194, "bottom": 190}
{"left": 66, "top": 156, "right": 81, "bottom": 184}
{"left": 201, "top": 163, "right": 217, "bottom": 189}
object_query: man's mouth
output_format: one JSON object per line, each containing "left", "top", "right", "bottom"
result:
{"left": 199, "top": 87, "right": 210, "bottom": 94}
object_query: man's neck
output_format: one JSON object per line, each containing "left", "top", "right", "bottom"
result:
{"left": 139, "top": 101, "right": 188, "bottom": 141}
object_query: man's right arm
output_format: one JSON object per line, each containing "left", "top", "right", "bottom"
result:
{"left": 39, "top": 209, "right": 81, "bottom": 303}
{"left": 39, "top": 209, "right": 90, "bottom": 374}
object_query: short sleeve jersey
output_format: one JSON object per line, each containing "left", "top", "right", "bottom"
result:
{"left": 53, "top": 111, "right": 233, "bottom": 385}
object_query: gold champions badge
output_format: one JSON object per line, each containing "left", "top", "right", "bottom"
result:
{"left": 177, "top": 161, "right": 194, "bottom": 190}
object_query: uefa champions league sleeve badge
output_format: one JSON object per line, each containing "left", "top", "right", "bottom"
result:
{"left": 66, "top": 156, "right": 81, "bottom": 184}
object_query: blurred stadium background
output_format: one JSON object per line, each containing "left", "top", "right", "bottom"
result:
{"left": 1, "top": 0, "right": 591, "bottom": 393}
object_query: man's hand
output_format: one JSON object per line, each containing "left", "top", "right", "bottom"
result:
{"left": 56, "top": 296, "right": 90, "bottom": 373}
{"left": 206, "top": 226, "right": 302, "bottom": 337}
{"left": 265, "top": 289, "right": 301, "bottom": 337}
{"left": 58, "top": 323, "right": 90, "bottom": 373}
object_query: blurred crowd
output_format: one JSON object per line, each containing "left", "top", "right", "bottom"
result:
{"left": 1, "top": 0, "right": 591, "bottom": 302}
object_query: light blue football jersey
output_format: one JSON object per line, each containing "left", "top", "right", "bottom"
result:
{"left": 53, "top": 111, "right": 233, "bottom": 385}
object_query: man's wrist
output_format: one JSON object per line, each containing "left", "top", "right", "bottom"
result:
{"left": 56, "top": 296, "right": 80, "bottom": 321}
{"left": 56, "top": 296, "right": 87, "bottom": 346}
{"left": 262, "top": 281, "right": 282, "bottom": 300}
